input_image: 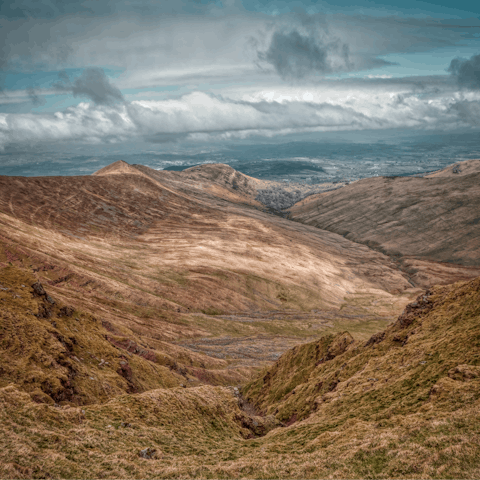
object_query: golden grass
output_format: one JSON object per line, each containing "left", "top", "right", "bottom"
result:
{"left": 2, "top": 163, "right": 479, "bottom": 478}
{"left": 0, "top": 272, "right": 479, "bottom": 478}
{"left": 0, "top": 265, "right": 185, "bottom": 406}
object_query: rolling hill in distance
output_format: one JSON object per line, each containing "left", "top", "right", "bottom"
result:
{"left": 1, "top": 158, "right": 479, "bottom": 478}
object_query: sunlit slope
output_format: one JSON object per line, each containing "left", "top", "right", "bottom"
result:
{"left": 0, "top": 162, "right": 419, "bottom": 405}
{"left": 95, "top": 160, "right": 263, "bottom": 207}
{"left": 288, "top": 159, "right": 480, "bottom": 286}
{"left": 426, "top": 159, "right": 480, "bottom": 178}
{"left": 0, "top": 163, "right": 414, "bottom": 314}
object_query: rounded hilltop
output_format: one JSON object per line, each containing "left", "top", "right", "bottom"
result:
{"left": 425, "top": 158, "right": 480, "bottom": 178}
{"left": 174, "top": 162, "right": 259, "bottom": 196}
{"left": 92, "top": 159, "right": 142, "bottom": 176}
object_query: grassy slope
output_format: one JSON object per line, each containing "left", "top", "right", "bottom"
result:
{"left": 2, "top": 162, "right": 479, "bottom": 478}
{"left": 0, "top": 265, "right": 186, "bottom": 405}
{"left": 287, "top": 169, "right": 480, "bottom": 266}
{"left": 287, "top": 160, "right": 480, "bottom": 289}
{"left": 246, "top": 276, "right": 480, "bottom": 423}
{"left": 1, "top": 274, "right": 479, "bottom": 478}
{"left": 0, "top": 166, "right": 416, "bottom": 391}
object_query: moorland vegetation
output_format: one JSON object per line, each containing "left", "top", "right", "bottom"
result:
{"left": 0, "top": 159, "right": 479, "bottom": 478}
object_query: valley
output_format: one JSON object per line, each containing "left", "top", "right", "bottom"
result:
{"left": 0, "top": 158, "right": 479, "bottom": 478}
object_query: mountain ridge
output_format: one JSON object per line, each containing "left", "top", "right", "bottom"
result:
{"left": 288, "top": 158, "right": 480, "bottom": 287}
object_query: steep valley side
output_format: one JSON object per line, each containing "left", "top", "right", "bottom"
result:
{"left": 0, "top": 162, "right": 419, "bottom": 397}
{"left": 288, "top": 159, "right": 480, "bottom": 288}
{"left": 1, "top": 266, "right": 479, "bottom": 478}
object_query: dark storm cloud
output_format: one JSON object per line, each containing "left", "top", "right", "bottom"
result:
{"left": 257, "top": 27, "right": 396, "bottom": 79}
{"left": 258, "top": 30, "right": 331, "bottom": 77}
{"left": 1, "top": 4, "right": 478, "bottom": 86}
{"left": 448, "top": 53, "right": 480, "bottom": 90}
{"left": 26, "top": 86, "right": 46, "bottom": 106}
{"left": 255, "top": 12, "right": 416, "bottom": 80}
{"left": 448, "top": 99, "right": 480, "bottom": 125}
{"left": 54, "top": 68, "right": 124, "bottom": 105}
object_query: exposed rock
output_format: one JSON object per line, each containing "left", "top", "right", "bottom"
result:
{"left": 139, "top": 447, "right": 157, "bottom": 459}
{"left": 395, "top": 291, "right": 433, "bottom": 329}
{"left": 45, "top": 295, "right": 55, "bottom": 305}
{"left": 59, "top": 306, "right": 75, "bottom": 317}
{"left": 117, "top": 358, "right": 135, "bottom": 388}
{"left": 31, "top": 281, "right": 46, "bottom": 296}
{"left": 365, "top": 331, "right": 385, "bottom": 347}
{"left": 36, "top": 304, "right": 51, "bottom": 319}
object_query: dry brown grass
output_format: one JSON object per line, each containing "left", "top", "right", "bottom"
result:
{"left": 288, "top": 158, "right": 480, "bottom": 285}
{"left": 0, "top": 163, "right": 419, "bottom": 394}
{"left": 0, "top": 265, "right": 185, "bottom": 405}
{"left": 1, "top": 162, "right": 478, "bottom": 478}
{"left": 0, "top": 272, "right": 479, "bottom": 478}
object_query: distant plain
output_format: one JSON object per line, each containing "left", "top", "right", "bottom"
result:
{"left": 2, "top": 131, "right": 480, "bottom": 181}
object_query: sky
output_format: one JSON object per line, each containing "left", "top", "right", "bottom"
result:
{"left": 0, "top": 0, "right": 480, "bottom": 153}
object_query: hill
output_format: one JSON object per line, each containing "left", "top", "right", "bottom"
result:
{"left": 0, "top": 161, "right": 418, "bottom": 405}
{"left": 426, "top": 159, "right": 480, "bottom": 178}
{"left": 1, "top": 159, "right": 479, "bottom": 478}
{"left": 288, "top": 158, "right": 480, "bottom": 287}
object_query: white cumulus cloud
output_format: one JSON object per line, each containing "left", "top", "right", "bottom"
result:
{"left": 0, "top": 86, "right": 479, "bottom": 150}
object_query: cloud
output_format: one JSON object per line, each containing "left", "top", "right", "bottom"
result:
{"left": 54, "top": 68, "right": 124, "bottom": 105}
{"left": 0, "top": 0, "right": 220, "bottom": 20}
{"left": 366, "top": 74, "right": 392, "bottom": 79}
{"left": 0, "top": 86, "right": 479, "bottom": 150}
{"left": 448, "top": 53, "right": 480, "bottom": 90}
{"left": 256, "top": 22, "right": 396, "bottom": 79}
{"left": 258, "top": 30, "right": 333, "bottom": 78}
{"left": 26, "top": 87, "right": 46, "bottom": 106}
{"left": 0, "top": 8, "right": 478, "bottom": 98}
{"left": 448, "top": 99, "right": 480, "bottom": 125}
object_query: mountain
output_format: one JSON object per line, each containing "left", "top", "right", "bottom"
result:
{"left": 288, "top": 158, "right": 480, "bottom": 287}
{"left": 0, "top": 160, "right": 479, "bottom": 478}
{"left": 0, "top": 161, "right": 419, "bottom": 404}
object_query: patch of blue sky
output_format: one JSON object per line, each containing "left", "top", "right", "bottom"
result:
{"left": 380, "top": 48, "right": 480, "bottom": 76}
{"left": 243, "top": 0, "right": 480, "bottom": 17}
{"left": 0, "top": 94, "right": 83, "bottom": 114}
{"left": 2, "top": 67, "right": 124, "bottom": 91}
